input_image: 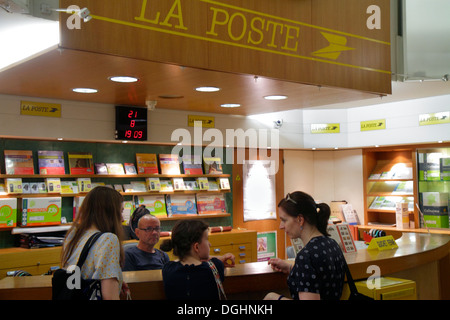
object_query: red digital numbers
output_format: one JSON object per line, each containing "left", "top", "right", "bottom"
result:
{"left": 125, "top": 130, "right": 143, "bottom": 139}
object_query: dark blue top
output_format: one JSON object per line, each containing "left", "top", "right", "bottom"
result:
{"left": 123, "top": 246, "right": 170, "bottom": 271}
{"left": 288, "top": 236, "right": 346, "bottom": 300}
{"left": 162, "top": 257, "right": 225, "bottom": 300}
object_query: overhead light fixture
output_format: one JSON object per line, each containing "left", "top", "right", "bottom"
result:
{"left": 220, "top": 103, "right": 241, "bottom": 108}
{"left": 334, "top": 147, "right": 339, "bottom": 150}
{"left": 72, "top": 88, "right": 98, "bottom": 93}
{"left": 264, "top": 95, "right": 287, "bottom": 100}
{"left": 312, "top": 148, "right": 316, "bottom": 150}
{"left": 438, "top": 140, "right": 443, "bottom": 143}
{"left": 109, "top": 76, "right": 139, "bottom": 83}
{"left": 195, "top": 86, "right": 220, "bottom": 92}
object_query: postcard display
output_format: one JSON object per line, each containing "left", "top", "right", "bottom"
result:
{"left": 1, "top": 147, "right": 231, "bottom": 228}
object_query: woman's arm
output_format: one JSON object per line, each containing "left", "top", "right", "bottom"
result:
{"left": 101, "top": 278, "right": 120, "bottom": 300}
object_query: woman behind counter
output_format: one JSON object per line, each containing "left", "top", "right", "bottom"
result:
{"left": 265, "top": 191, "right": 346, "bottom": 300}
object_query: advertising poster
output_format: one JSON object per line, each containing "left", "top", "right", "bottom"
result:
{"left": 257, "top": 231, "right": 277, "bottom": 262}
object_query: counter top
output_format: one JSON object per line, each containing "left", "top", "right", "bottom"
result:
{"left": 0, "top": 232, "right": 449, "bottom": 300}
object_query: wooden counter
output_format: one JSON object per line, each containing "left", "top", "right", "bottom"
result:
{"left": 0, "top": 233, "right": 449, "bottom": 300}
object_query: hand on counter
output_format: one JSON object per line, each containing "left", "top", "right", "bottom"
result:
{"left": 218, "top": 253, "right": 236, "bottom": 268}
{"left": 268, "top": 258, "right": 291, "bottom": 275}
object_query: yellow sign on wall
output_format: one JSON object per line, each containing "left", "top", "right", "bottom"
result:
{"left": 20, "top": 101, "right": 61, "bottom": 118}
{"left": 188, "top": 115, "right": 215, "bottom": 128}
{"left": 311, "top": 123, "right": 340, "bottom": 134}
{"left": 419, "top": 112, "right": 450, "bottom": 126}
{"left": 360, "top": 119, "right": 386, "bottom": 131}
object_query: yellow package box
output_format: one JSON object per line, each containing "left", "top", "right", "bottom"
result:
{"left": 343, "top": 277, "right": 417, "bottom": 300}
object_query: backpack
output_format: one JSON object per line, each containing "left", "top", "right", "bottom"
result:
{"left": 52, "top": 232, "right": 103, "bottom": 300}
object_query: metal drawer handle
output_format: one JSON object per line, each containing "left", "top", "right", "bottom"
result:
{"left": 239, "top": 260, "right": 246, "bottom": 264}
{"left": 239, "top": 246, "right": 246, "bottom": 250}
{"left": 239, "top": 253, "right": 246, "bottom": 257}
{"left": 214, "top": 248, "right": 221, "bottom": 253}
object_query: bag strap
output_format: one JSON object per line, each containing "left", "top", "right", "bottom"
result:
{"left": 207, "top": 260, "right": 227, "bottom": 300}
{"left": 76, "top": 232, "right": 103, "bottom": 269}
{"left": 343, "top": 260, "right": 359, "bottom": 294}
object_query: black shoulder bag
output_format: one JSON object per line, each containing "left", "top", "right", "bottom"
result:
{"left": 344, "top": 261, "right": 374, "bottom": 301}
{"left": 52, "top": 232, "right": 103, "bottom": 300}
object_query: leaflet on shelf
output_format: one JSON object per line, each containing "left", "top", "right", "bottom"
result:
{"left": 20, "top": 197, "right": 62, "bottom": 227}
{"left": 420, "top": 192, "right": 449, "bottom": 228}
{"left": 418, "top": 152, "right": 442, "bottom": 180}
{"left": 38, "top": 150, "right": 65, "bottom": 175}
{"left": 160, "top": 179, "right": 173, "bottom": 192}
{"left": 166, "top": 194, "right": 197, "bottom": 216}
{"left": 130, "top": 181, "right": 147, "bottom": 192}
{"left": 182, "top": 155, "right": 203, "bottom": 175}
{"left": 196, "top": 194, "right": 226, "bottom": 214}
{"left": 440, "top": 158, "right": 450, "bottom": 181}
{"left": 77, "top": 178, "right": 92, "bottom": 193}
{"left": 217, "top": 178, "right": 230, "bottom": 190}
{"left": 196, "top": 177, "right": 209, "bottom": 190}
{"left": 0, "top": 198, "right": 17, "bottom": 228}
{"left": 124, "top": 163, "right": 137, "bottom": 175}
{"left": 4, "top": 150, "right": 34, "bottom": 175}
{"left": 73, "top": 196, "right": 85, "bottom": 219}
{"left": 106, "top": 163, "right": 125, "bottom": 175}
{"left": 136, "top": 153, "right": 159, "bottom": 174}
{"left": 172, "top": 178, "right": 185, "bottom": 191}
{"left": 5, "top": 178, "right": 22, "bottom": 194}
{"left": 95, "top": 163, "right": 108, "bottom": 175}
{"left": 184, "top": 180, "right": 199, "bottom": 190}
{"left": 61, "top": 181, "right": 78, "bottom": 194}
{"left": 68, "top": 152, "right": 94, "bottom": 175}
{"left": 133, "top": 195, "right": 167, "bottom": 217}
{"left": 159, "top": 154, "right": 181, "bottom": 175}
{"left": 45, "top": 178, "right": 61, "bottom": 193}
{"left": 146, "top": 178, "right": 161, "bottom": 191}
{"left": 203, "top": 157, "right": 223, "bottom": 174}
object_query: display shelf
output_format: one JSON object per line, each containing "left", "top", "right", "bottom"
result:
{"left": 416, "top": 147, "right": 450, "bottom": 230}
{"left": 363, "top": 148, "right": 418, "bottom": 229}
{"left": 0, "top": 189, "right": 231, "bottom": 199}
{"left": 358, "top": 225, "right": 450, "bottom": 235}
{"left": 8, "top": 213, "right": 231, "bottom": 234}
{"left": 0, "top": 174, "right": 230, "bottom": 179}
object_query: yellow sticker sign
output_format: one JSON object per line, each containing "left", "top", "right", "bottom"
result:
{"left": 360, "top": 119, "right": 386, "bottom": 131}
{"left": 20, "top": 101, "right": 61, "bottom": 118}
{"left": 419, "top": 111, "right": 450, "bottom": 126}
{"left": 188, "top": 115, "right": 215, "bottom": 128}
{"left": 311, "top": 123, "right": 340, "bottom": 134}
{"left": 367, "top": 235, "right": 398, "bottom": 251}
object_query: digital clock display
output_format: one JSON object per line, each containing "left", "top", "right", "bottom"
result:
{"left": 115, "top": 106, "right": 148, "bottom": 141}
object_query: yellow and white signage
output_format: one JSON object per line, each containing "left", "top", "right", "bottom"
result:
{"left": 20, "top": 101, "right": 61, "bottom": 118}
{"left": 360, "top": 119, "right": 386, "bottom": 131}
{"left": 311, "top": 123, "right": 340, "bottom": 134}
{"left": 188, "top": 115, "right": 215, "bottom": 128}
{"left": 419, "top": 111, "right": 450, "bottom": 126}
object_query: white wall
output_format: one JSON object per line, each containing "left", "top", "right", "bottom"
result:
{"left": 283, "top": 149, "right": 365, "bottom": 224}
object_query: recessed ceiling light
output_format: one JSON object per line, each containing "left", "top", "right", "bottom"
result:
{"left": 438, "top": 140, "right": 443, "bottom": 143}
{"left": 312, "top": 147, "right": 316, "bottom": 150}
{"left": 72, "top": 88, "right": 98, "bottom": 93}
{"left": 109, "top": 76, "right": 139, "bottom": 83}
{"left": 195, "top": 86, "right": 220, "bottom": 92}
{"left": 57, "top": 138, "right": 63, "bottom": 141}
{"left": 264, "top": 95, "right": 287, "bottom": 100}
{"left": 220, "top": 103, "right": 241, "bottom": 108}
{"left": 375, "top": 145, "right": 380, "bottom": 147}
{"left": 334, "top": 147, "right": 339, "bottom": 150}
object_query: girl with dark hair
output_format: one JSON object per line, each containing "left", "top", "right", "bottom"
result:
{"left": 264, "top": 191, "right": 346, "bottom": 300}
{"left": 160, "top": 219, "right": 235, "bottom": 300}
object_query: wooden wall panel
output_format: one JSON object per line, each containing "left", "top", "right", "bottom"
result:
{"left": 59, "top": 0, "right": 391, "bottom": 95}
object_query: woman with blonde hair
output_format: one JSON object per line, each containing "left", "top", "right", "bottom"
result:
{"left": 61, "top": 186, "right": 128, "bottom": 300}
